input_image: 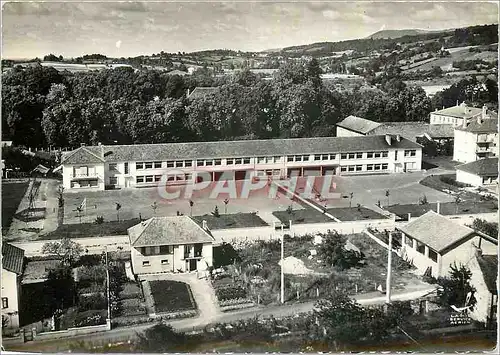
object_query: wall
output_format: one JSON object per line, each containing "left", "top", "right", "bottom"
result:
{"left": 33, "top": 323, "right": 110, "bottom": 341}
{"left": 1, "top": 269, "right": 19, "bottom": 329}
{"left": 398, "top": 238, "right": 441, "bottom": 278}
{"left": 453, "top": 130, "right": 477, "bottom": 163}
{"left": 467, "top": 255, "right": 494, "bottom": 323}
{"left": 336, "top": 127, "right": 364, "bottom": 137}
{"left": 456, "top": 170, "right": 483, "bottom": 187}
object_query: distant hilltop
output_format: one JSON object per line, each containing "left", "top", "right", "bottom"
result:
{"left": 366, "top": 29, "right": 432, "bottom": 40}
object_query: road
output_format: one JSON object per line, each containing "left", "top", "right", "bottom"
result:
{"left": 5, "top": 286, "right": 436, "bottom": 352}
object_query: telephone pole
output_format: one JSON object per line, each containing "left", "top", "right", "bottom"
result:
{"left": 386, "top": 232, "right": 393, "bottom": 305}
{"left": 280, "top": 224, "right": 285, "bottom": 304}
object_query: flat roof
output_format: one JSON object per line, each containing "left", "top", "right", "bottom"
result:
{"left": 61, "top": 135, "right": 421, "bottom": 164}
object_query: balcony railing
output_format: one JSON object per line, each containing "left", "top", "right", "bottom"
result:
{"left": 70, "top": 173, "right": 100, "bottom": 179}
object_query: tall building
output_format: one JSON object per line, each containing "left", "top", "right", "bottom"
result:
{"left": 453, "top": 116, "right": 498, "bottom": 163}
{"left": 430, "top": 102, "right": 485, "bottom": 126}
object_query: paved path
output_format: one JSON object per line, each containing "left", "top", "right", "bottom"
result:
{"left": 5, "top": 285, "right": 436, "bottom": 352}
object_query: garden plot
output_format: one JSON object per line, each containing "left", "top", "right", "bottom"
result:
{"left": 149, "top": 280, "right": 196, "bottom": 314}
{"left": 211, "top": 271, "right": 256, "bottom": 312}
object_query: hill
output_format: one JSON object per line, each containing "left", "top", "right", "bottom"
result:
{"left": 367, "top": 29, "right": 430, "bottom": 39}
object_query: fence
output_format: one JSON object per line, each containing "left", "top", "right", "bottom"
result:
{"left": 31, "top": 322, "right": 110, "bottom": 341}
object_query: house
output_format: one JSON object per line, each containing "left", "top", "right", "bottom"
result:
{"left": 187, "top": 87, "right": 218, "bottom": 100}
{"left": 468, "top": 253, "right": 497, "bottom": 328}
{"left": 336, "top": 116, "right": 453, "bottom": 144}
{"left": 455, "top": 157, "right": 498, "bottom": 187}
{"left": 1, "top": 243, "right": 25, "bottom": 330}
{"left": 59, "top": 135, "right": 423, "bottom": 191}
{"left": 336, "top": 115, "right": 383, "bottom": 137}
{"left": 430, "top": 102, "right": 485, "bottom": 126}
{"left": 395, "top": 211, "right": 497, "bottom": 279}
{"left": 453, "top": 116, "right": 498, "bottom": 163}
{"left": 127, "top": 216, "right": 214, "bottom": 275}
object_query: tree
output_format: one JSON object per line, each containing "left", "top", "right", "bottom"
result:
{"left": 223, "top": 198, "right": 229, "bottom": 214}
{"left": 317, "top": 231, "right": 364, "bottom": 270}
{"left": 115, "top": 203, "right": 122, "bottom": 221}
{"left": 212, "top": 205, "right": 220, "bottom": 218}
{"left": 44, "top": 265, "right": 76, "bottom": 315}
{"left": 437, "top": 263, "right": 477, "bottom": 311}
{"left": 454, "top": 196, "right": 462, "bottom": 214}
{"left": 151, "top": 201, "right": 158, "bottom": 216}
{"left": 135, "top": 324, "right": 190, "bottom": 352}
{"left": 189, "top": 200, "right": 194, "bottom": 216}
{"left": 470, "top": 218, "right": 498, "bottom": 238}
{"left": 41, "top": 238, "right": 83, "bottom": 266}
{"left": 385, "top": 190, "right": 390, "bottom": 207}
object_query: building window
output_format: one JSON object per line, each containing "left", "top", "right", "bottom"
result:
{"left": 348, "top": 153, "right": 355, "bottom": 159}
{"left": 258, "top": 157, "right": 266, "bottom": 164}
{"left": 109, "top": 177, "right": 117, "bottom": 185}
{"left": 2, "top": 298, "right": 8, "bottom": 309}
{"left": 154, "top": 175, "right": 161, "bottom": 182}
{"left": 109, "top": 163, "right": 117, "bottom": 171}
{"left": 329, "top": 154, "right": 336, "bottom": 160}
{"left": 355, "top": 153, "right": 363, "bottom": 159}
{"left": 416, "top": 241, "right": 425, "bottom": 254}
{"left": 382, "top": 163, "right": 388, "bottom": 170}
{"left": 215, "top": 159, "right": 222, "bottom": 166}
{"left": 341, "top": 153, "right": 348, "bottom": 159}
{"left": 374, "top": 152, "right": 381, "bottom": 158}
{"left": 226, "top": 158, "right": 234, "bottom": 165}
{"left": 205, "top": 160, "right": 213, "bottom": 166}
{"left": 142, "top": 261, "right": 150, "bottom": 266}
{"left": 405, "top": 236, "right": 413, "bottom": 247}
{"left": 287, "top": 156, "right": 294, "bottom": 162}
{"left": 160, "top": 245, "right": 172, "bottom": 254}
{"left": 90, "top": 180, "right": 98, "bottom": 187}
{"left": 348, "top": 165, "right": 355, "bottom": 172}
{"left": 175, "top": 161, "right": 184, "bottom": 168}
{"left": 366, "top": 164, "right": 373, "bottom": 171}
{"left": 136, "top": 162, "right": 144, "bottom": 170}
{"left": 154, "top": 162, "right": 162, "bottom": 168}
{"left": 167, "top": 161, "right": 175, "bottom": 168}
{"left": 374, "top": 164, "right": 381, "bottom": 171}
{"left": 161, "top": 259, "right": 169, "bottom": 265}
{"left": 340, "top": 166, "right": 348, "bottom": 172}
{"left": 302, "top": 155, "right": 310, "bottom": 161}
{"left": 294, "top": 155, "right": 303, "bottom": 162}
{"left": 428, "top": 249, "right": 438, "bottom": 263}
{"left": 185, "top": 160, "right": 192, "bottom": 167}
{"left": 382, "top": 151, "right": 388, "bottom": 157}
{"left": 404, "top": 150, "right": 416, "bottom": 157}
{"left": 274, "top": 156, "right": 281, "bottom": 162}
{"left": 243, "top": 158, "right": 251, "bottom": 164}
{"left": 266, "top": 157, "right": 274, "bottom": 164}
{"left": 145, "top": 175, "right": 153, "bottom": 183}
{"left": 356, "top": 165, "right": 362, "bottom": 171}
{"left": 314, "top": 154, "right": 321, "bottom": 161}
{"left": 235, "top": 158, "right": 243, "bottom": 165}
{"left": 136, "top": 176, "right": 144, "bottom": 183}
{"left": 145, "top": 162, "right": 153, "bottom": 169}
{"left": 367, "top": 152, "right": 374, "bottom": 158}
{"left": 124, "top": 162, "right": 129, "bottom": 174}
{"left": 196, "top": 160, "right": 204, "bottom": 167}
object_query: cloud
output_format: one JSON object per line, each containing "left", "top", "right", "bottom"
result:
{"left": 115, "top": 40, "right": 122, "bottom": 49}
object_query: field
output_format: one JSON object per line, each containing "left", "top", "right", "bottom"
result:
{"left": 149, "top": 280, "right": 196, "bottom": 314}
{"left": 387, "top": 200, "right": 498, "bottom": 219}
{"left": 192, "top": 212, "right": 269, "bottom": 230}
{"left": 326, "top": 207, "right": 388, "bottom": 221}
{"left": 1, "top": 181, "right": 29, "bottom": 232}
{"left": 40, "top": 218, "right": 140, "bottom": 239}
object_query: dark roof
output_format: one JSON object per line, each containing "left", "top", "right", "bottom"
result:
{"left": 477, "top": 255, "right": 498, "bottom": 294}
{"left": 128, "top": 216, "right": 214, "bottom": 247}
{"left": 432, "top": 104, "right": 482, "bottom": 119}
{"left": 64, "top": 135, "right": 421, "bottom": 163}
{"left": 61, "top": 146, "right": 105, "bottom": 165}
{"left": 397, "top": 211, "right": 474, "bottom": 253}
{"left": 337, "top": 115, "right": 382, "bottom": 134}
{"left": 456, "top": 118, "right": 498, "bottom": 133}
{"left": 188, "top": 87, "right": 218, "bottom": 100}
{"left": 2, "top": 243, "right": 25, "bottom": 275}
{"left": 456, "top": 158, "right": 498, "bottom": 177}
{"left": 372, "top": 122, "right": 454, "bottom": 141}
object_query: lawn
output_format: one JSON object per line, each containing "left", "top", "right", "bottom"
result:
{"left": 192, "top": 213, "right": 268, "bottom": 230}
{"left": 273, "top": 209, "right": 333, "bottom": 224}
{"left": 1, "top": 181, "right": 29, "bottom": 232}
{"left": 420, "top": 174, "right": 485, "bottom": 202}
{"left": 387, "top": 200, "right": 498, "bottom": 219}
{"left": 326, "top": 207, "right": 388, "bottom": 221}
{"left": 149, "top": 280, "right": 196, "bottom": 314}
{"left": 40, "top": 218, "right": 141, "bottom": 239}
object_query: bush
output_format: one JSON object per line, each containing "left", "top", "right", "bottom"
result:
{"left": 78, "top": 265, "right": 106, "bottom": 282}
{"left": 440, "top": 176, "right": 470, "bottom": 188}
{"left": 78, "top": 293, "right": 107, "bottom": 312}
{"left": 215, "top": 286, "right": 247, "bottom": 301}
{"left": 74, "top": 311, "right": 106, "bottom": 327}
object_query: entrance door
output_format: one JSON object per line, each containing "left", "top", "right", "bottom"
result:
{"left": 189, "top": 259, "right": 197, "bottom": 272}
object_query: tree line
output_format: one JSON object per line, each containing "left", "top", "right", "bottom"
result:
{"left": 5, "top": 58, "right": 493, "bottom": 149}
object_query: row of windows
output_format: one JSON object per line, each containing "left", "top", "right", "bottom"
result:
{"left": 404, "top": 150, "right": 417, "bottom": 157}
{"left": 367, "top": 151, "right": 389, "bottom": 158}
{"left": 136, "top": 161, "right": 162, "bottom": 170}
{"left": 404, "top": 235, "right": 438, "bottom": 262}
{"left": 136, "top": 174, "right": 192, "bottom": 183}
{"left": 143, "top": 260, "right": 169, "bottom": 266}
{"left": 341, "top": 152, "right": 363, "bottom": 159}
{"left": 141, "top": 246, "right": 173, "bottom": 256}
{"left": 340, "top": 163, "right": 389, "bottom": 172}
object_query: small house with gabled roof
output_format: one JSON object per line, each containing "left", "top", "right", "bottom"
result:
{"left": 127, "top": 216, "right": 214, "bottom": 275}
{"left": 1, "top": 243, "right": 25, "bottom": 330}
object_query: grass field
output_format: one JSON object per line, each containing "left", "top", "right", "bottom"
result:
{"left": 192, "top": 213, "right": 269, "bottom": 230}
{"left": 41, "top": 218, "right": 141, "bottom": 239}
{"left": 273, "top": 208, "right": 333, "bottom": 224}
{"left": 326, "top": 207, "right": 388, "bottom": 221}
{"left": 387, "top": 200, "right": 498, "bottom": 219}
{"left": 1, "top": 181, "right": 29, "bottom": 232}
{"left": 149, "top": 280, "right": 196, "bottom": 314}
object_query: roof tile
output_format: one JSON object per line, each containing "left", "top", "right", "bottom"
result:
{"left": 2, "top": 243, "right": 25, "bottom": 275}
{"left": 456, "top": 158, "right": 498, "bottom": 176}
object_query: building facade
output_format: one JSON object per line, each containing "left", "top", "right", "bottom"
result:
{"left": 455, "top": 158, "right": 499, "bottom": 187}
{"left": 60, "top": 135, "right": 423, "bottom": 191}
{"left": 395, "top": 211, "right": 497, "bottom": 279}
{"left": 430, "top": 102, "right": 484, "bottom": 126}
{"left": 453, "top": 117, "right": 498, "bottom": 163}
{"left": 128, "top": 216, "right": 214, "bottom": 275}
{"left": 1, "top": 243, "right": 24, "bottom": 331}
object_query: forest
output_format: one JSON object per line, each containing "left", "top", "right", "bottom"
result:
{"left": 2, "top": 59, "right": 497, "bottom": 149}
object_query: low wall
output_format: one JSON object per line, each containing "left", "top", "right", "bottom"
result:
{"left": 33, "top": 323, "right": 110, "bottom": 341}
{"left": 212, "top": 218, "right": 396, "bottom": 245}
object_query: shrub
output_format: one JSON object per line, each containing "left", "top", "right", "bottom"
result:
{"left": 74, "top": 311, "right": 106, "bottom": 327}
{"left": 78, "top": 293, "right": 107, "bottom": 312}
{"left": 78, "top": 265, "right": 106, "bottom": 282}
{"left": 215, "top": 286, "right": 247, "bottom": 301}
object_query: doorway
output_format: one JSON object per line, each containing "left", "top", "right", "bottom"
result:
{"left": 189, "top": 259, "right": 197, "bottom": 272}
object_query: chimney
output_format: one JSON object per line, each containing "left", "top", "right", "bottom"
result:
{"left": 202, "top": 220, "right": 208, "bottom": 230}
{"left": 462, "top": 102, "right": 468, "bottom": 114}
{"left": 436, "top": 201, "right": 440, "bottom": 214}
{"left": 396, "top": 134, "right": 401, "bottom": 142}
{"left": 462, "top": 116, "right": 467, "bottom": 129}
{"left": 482, "top": 105, "right": 487, "bottom": 120}
{"left": 98, "top": 142, "right": 102, "bottom": 146}
{"left": 407, "top": 213, "right": 411, "bottom": 221}
{"left": 385, "top": 134, "right": 392, "bottom": 146}
{"left": 80, "top": 143, "right": 86, "bottom": 147}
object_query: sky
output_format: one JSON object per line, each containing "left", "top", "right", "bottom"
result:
{"left": 2, "top": 1, "right": 498, "bottom": 59}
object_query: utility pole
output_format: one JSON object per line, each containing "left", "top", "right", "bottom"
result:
{"left": 280, "top": 224, "right": 285, "bottom": 304}
{"left": 386, "top": 232, "right": 393, "bottom": 305}
{"left": 105, "top": 246, "right": 111, "bottom": 329}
